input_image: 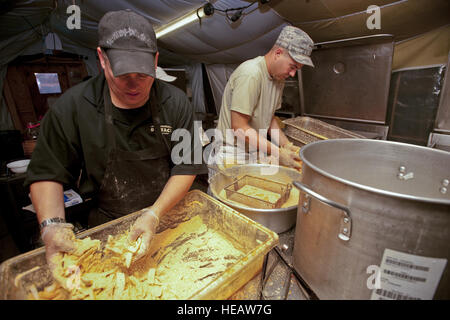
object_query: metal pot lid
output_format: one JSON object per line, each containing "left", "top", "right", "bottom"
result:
{"left": 300, "top": 139, "right": 450, "bottom": 205}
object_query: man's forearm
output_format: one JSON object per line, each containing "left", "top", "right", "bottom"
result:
{"left": 150, "top": 175, "right": 196, "bottom": 219}
{"left": 30, "top": 181, "right": 66, "bottom": 224}
{"left": 269, "top": 116, "right": 290, "bottom": 147}
{"left": 231, "top": 111, "right": 279, "bottom": 155}
{"left": 234, "top": 124, "right": 279, "bottom": 155}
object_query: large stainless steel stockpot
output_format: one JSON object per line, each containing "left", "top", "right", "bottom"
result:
{"left": 209, "top": 164, "right": 301, "bottom": 233}
{"left": 293, "top": 139, "right": 450, "bottom": 299}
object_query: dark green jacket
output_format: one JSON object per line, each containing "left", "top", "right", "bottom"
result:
{"left": 25, "top": 73, "right": 206, "bottom": 198}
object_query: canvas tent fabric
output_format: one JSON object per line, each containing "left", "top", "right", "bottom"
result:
{"left": 274, "top": 0, "right": 449, "bottom": 43}
{"left": 392, "top": 25, "right": 450, "bottom": 71}
{"left": 0, "top": 0, "right": 449, "bottom": 128}
{"left": 204, "top": 63, "right": 239, "bottom": 114}
{"left": 2, "top": 0, "right": 447, "bottom": 64}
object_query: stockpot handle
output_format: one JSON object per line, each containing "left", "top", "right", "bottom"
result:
{"left": 293, "top": 181, "right": 352, "bottom": 241}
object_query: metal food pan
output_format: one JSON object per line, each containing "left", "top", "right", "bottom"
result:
{"left": 285, "top": 125, "right": 320, "bottom": 147}
{"left": 283, "top": 116, "right": 366, "bottom": 147}
{"left": 0, "top": 190, "right": 278, "bottom": 300}
{"left": 210, "top": 164, "right": 302, "bottom": 233}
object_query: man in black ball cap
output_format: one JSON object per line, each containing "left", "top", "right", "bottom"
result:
{"left": 26, "top": 10, "right": 205, "bottom": 271}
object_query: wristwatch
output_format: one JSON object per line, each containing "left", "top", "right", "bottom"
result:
{"left": 39, "top": 217, "right": 66, "bottom": 230}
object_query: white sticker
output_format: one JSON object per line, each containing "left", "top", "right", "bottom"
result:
{"left": 371, "top": 249, "right": 447, "bottom": 300}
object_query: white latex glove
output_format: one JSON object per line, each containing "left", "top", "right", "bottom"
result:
{"left": 284, "top": 141, "right": 300, "bottom": 153}
{"left": 41, "top": 223, "right": 76, "bottom": 272}
{"left": 258, "top": 153, "right": 274, "bottom": 164}
{"left": 278, "top": 147, "right": 302, "bottom": 169}
{"left": 128, "top": 208, "right": 160, "bottom": 262}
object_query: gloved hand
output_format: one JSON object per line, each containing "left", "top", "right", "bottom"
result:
{"left": 283, "top": 141, "right": 301, "bottom": 153}
{"left": 41, "top": 223, "right": 76, "bottom": 272}
{"left": 278, "top": 146, "right": 302, "bottom": 169}
{"left": 128, "top": 208, "right": 160, "bottom": 262}
{"left": 258, "top": 153, "right": 275, "bottom": 164}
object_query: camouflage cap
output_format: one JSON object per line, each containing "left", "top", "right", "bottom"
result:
{"left": 275, "top": 26, "right": 314, "bottom": 67}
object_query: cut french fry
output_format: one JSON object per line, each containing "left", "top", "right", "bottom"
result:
{"left": 147, "top": 268, "right": 156, "bottom": 284}
{"left": 124, "top": 252, "right": 132, "bottom": 269}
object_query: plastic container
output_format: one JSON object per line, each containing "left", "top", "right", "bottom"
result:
{"left": 6, "top": 159, "right": 30, "bottom": 174}
{"left": 0, "top": 190, "right": 279, "bottom": 300}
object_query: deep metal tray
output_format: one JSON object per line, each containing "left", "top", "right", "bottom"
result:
{"left": 0, "top": 190, "right": 278, "bottom": 300}
{"left": 283, "top": 116, "right": 365, "bottom": 147}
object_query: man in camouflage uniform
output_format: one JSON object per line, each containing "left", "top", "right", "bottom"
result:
{"left": 210, "top": 26, "right": 314, "bottom": 177}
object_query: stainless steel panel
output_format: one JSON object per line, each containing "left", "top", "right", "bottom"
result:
{"left": 387, "top": 66, "right": 446, "bottom": 146}
{"left": 435, "top": 53, "right": 450, "bottom": 132}
{"left": 298, "top": 70, "right": 305, "bottom": 116}
{"left": 318, "top": 118, "right": 389, "bottom": 140}
{"left": 279, "top": 75, "right": 301, "bottom": 114}
{"left": 428, "top": 132, "right": 450, "bottom": 152}
{"left": 302, "top": 40, "right": 394, "bottom": 123}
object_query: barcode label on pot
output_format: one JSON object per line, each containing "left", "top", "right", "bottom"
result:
{"left": 370, "top": 249, "right": 447, "bottom": 300}
{"left": 374, "top": 289, "right": 419, "bottom": 300}
{"left": 385, "top": 258, "right": 429, "bottom": 272}
{"left": 383, "top": 269, "right": 426, "bottom": 282}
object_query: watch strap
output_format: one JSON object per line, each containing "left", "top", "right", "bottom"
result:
{"left": 39, "top": 217, "right": 66, "bottom": 230}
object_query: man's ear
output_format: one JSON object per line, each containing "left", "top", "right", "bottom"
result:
{"left": 274, "top": 47, "right": 284, "bottom": 59}
{"left": 97, "top": 47, "right": 106, "bottom": 70}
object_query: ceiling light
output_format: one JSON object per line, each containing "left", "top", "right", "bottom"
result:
{"left": 155, "top": 3, "right": 214, "bottom": 39}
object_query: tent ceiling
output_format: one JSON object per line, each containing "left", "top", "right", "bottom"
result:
{"left": 0, "top": 0, "right": 449, "bottom": 66}
{"left": 275, "top": 0, "right": 450, "bottom": 43}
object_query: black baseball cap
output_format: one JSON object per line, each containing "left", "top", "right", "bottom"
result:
{"left": 98, "top": 9, "right": 157, "bottom": 77}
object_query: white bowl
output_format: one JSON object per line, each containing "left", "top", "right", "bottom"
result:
{"left": 7, "top": 159, "right": 30, "bottom": 173}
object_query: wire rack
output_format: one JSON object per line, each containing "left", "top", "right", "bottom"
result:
{"left": 224, "top": 175, "right": 292, "bottom": 209}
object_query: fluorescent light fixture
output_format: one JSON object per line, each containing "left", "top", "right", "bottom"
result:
{"left": 155, "top": 3, "right": 214, "bottom": 39}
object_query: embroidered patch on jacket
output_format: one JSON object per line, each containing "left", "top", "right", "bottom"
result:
{"left": 149, "top": 125, "right": 172, "bottom": 135}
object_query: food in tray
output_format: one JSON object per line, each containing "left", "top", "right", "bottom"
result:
{"left": 219, "top": 184, "right": 299, "bottom": 209}
{"left": 291, "top": 145, "right": 301, "bottom": 153}
{"left": 27, "top": 215, "right": 244, "bottom": 300}
{"left": 236, "top": 185, "right": 281, "bottom": 204}
{"left": 288, "top": 145, "right": 302, "bottom": 173}
{"left": 294, "top": 159, "right": 302, "bottom": 172}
